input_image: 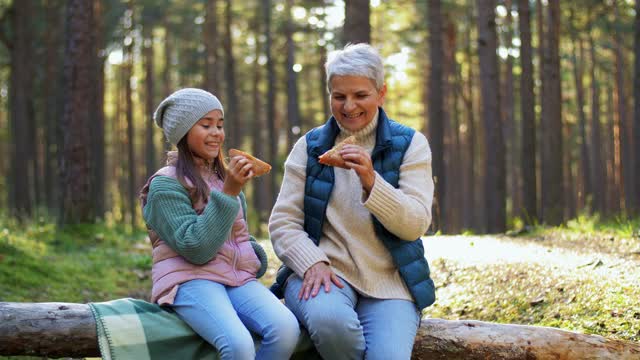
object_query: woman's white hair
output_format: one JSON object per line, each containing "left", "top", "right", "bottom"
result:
{"left": 325, "top": 43, "right": 384, "bottom": 92}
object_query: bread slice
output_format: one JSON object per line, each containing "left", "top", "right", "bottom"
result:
{"left": 317, "top": 135, "right": 357, "bottom": 169}
{"left": 228, "top": 149, "right": 272, "bottom": 177}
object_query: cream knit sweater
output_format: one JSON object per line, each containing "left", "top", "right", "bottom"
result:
{"left": 269, "top": 113, "right": 434, "bottom": 301}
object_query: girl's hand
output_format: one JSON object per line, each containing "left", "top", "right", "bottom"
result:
{"left": 298, "top": 262, "right": 344, "bottom": 300}
{"left": 222, "top": 155, "right": 254, "bottom": 196}
{"left": 341, "top": 145, "right": 376, "bottom": 194}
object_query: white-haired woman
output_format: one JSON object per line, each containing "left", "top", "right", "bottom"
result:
{"left": 269, "top": 43, "right": 436, "bottom": 359}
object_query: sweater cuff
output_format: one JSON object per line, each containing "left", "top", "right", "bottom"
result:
{"left": 281, "top": 240, "right": 330, "bottom": 277}
{"left": 250, "top": 240, "right": 268, "bottom": 278}
{"left": 363, "top": 172, "right": 402, "bottom": 221}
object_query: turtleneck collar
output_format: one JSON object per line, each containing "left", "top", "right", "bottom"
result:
{"left": 336, "top": 108, "right": 379, "bottom": 148}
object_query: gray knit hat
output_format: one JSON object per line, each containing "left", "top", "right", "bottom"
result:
{"left": 153, "top": 88, "right": 224, "bottom": 145}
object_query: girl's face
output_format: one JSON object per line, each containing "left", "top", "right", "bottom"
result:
{"left": 329, "top": 75, "right": 386, "bottom": 132}
{"left": 186, "top": 109, "right": 225, "bottom": 161}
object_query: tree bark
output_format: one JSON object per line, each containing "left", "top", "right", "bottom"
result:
{"left": 613, "top": 1, "right": 634, "bottom": 214}
{"left": 223, "top": 0, "right": 240, "bottom": 150}
{"left": 634, "top": 0, "right": 640, "bottom": 214}
{"left": 588, "top": 30, "right": 605, "bottom": 214}
{"left": 426, "top": 0, "right": 445, "bottom": 233}
{"left": 60, "top": 0, "right": 95, "bottom": 224}
{"left": 264, "top": 0, "right": 278, "bottom": 205}
{"left": 91, "top": 0, "right": 106, "bottom": 219}
{"left": 204, "top": 0, "right": 219, "bottom": 93}
{"left": 1, "top": 303, "right": 639, "bottom": 360}
{"left": 518, "top": 0, "right": 538, "bottom": 224}
{"left": 343, "top": 0, "right": 370, "bottom": 45}
{"left": 476, "top": 0, "right": 506, "bottom": 233}
{"left": 9, "top": 0, "right": 34, "bottom": 219}
{"left": 285, "top": 0, "right": 301, "bottom": 153}
{"left": 251, "top": 4, "right": 268, "bottom": 236}
{"left": 569, "top": 12, "right": 591, "bottom": 212}
{"left": 124, "top": 5, "right": 136, "bottom": 230}
{"left": 540, "top": 0, "right": 564, "bottom": 225}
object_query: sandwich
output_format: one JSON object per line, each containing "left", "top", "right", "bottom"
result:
{"left": 228, "top": 149, "right": 272, "bottom": 177}
{"left": 317, "top": 135, "right": 357, "bottom": 169}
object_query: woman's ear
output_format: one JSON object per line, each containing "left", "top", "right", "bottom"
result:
{"left": 378, "top": 83, "right": 387, "bottom": 106}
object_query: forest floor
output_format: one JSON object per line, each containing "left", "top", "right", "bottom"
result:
{"left": 420, "top": 227, "right": 640, "bottom": 342}
{"left": 1, "top": 215, "right": 639, "bottom": 360}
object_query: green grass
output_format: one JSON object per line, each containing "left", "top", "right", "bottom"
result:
{"left": 0, "top": 217, "right": 150, "bottom": 303}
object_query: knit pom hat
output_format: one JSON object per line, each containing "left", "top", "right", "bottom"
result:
{"left": 153, "top": 88, "right": 224, "bottom": 145}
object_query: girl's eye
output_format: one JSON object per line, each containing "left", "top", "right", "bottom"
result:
{"left": 202, "top": 125, "right": 210, "bottom": 129}
{"left": 217, "top": 126, "right": 223, "bottom": 130}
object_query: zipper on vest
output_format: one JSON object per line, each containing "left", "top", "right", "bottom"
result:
{"left": 231, "top": 235, "right": 240, "bottom": 282}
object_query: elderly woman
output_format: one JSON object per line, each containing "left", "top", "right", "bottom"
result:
{"left": 269, "top": 43, "right": 435, "bottom": 359}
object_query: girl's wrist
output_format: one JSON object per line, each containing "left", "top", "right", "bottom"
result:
{"left": 222, "top": 182, "right": 241, "bottom": 196}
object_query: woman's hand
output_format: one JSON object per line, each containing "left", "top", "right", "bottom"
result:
{"left": 341, "top": 144, "right": 376, "bottom": 194}
{"left": 299, "top": 262, "right": 344, "bottom": 300}
{"left": 222, "top": 155, "right": 254, "bottom": 196}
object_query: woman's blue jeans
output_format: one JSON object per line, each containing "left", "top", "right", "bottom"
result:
{"left": 284, "top": 274, "right": 421, "bottom": 360}
{"left": 172, "top": 279, "right": 300, "bottom": 360}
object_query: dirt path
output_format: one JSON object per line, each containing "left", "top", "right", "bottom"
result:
{"left": 422, "top": 235, "right": 639, "bottom": 284}
{"left": 424, "top": 235, "right": 635, "bottom": 268}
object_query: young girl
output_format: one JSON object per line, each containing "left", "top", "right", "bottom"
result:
{"left": 140, "top": 88, "right": 300, "bottom": 359}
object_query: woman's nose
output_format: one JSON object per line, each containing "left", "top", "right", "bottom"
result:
{"left": 344, "top": 97, "right": 356, "bottom": 111}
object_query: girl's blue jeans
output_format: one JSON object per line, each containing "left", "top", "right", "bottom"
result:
{"left": 172, "top": 279, "right": 300, "bottom": 360}
{"left": 284, "top": 274, "right": 421, "bottom": 360}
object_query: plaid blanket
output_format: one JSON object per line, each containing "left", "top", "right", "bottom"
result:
{"left": 89, "top": 298, "right": 317, "bottom": 360}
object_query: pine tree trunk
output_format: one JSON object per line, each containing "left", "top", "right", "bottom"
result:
{"left": 285, "top": 0, "right": 301, "bottom": 154}
{"left": 264, "top": 0, "right": 278, "bottom": 205}
{"left": 426, "top": 0, "right": 445, "bottom": 233}
{"left": 569, "top": 15, "right": 591, "bottom": 212}
{"left": 540, "top": 0, "right": 564, "bottom": 225}
{"left": 204, "top": 0, "right": 219, "bottom": 93}
{"left": 44, "top": 0, "right": 64, "bottom": 213}
{"left": 91, "top": 0, "right": 106, "bottom": 219}
{"left": 223, "top": 0, "right": 240, "bottom": 150}
{"left": 476, "top": 0, "right": 506, "bottom": 233}
{"left": 251, "top": 4, "right": 268, "bottom": 236}
{"left": 634, "top": 0, "right": 640, "bottom": 215}
{"left": 518, "top": 0, "right": 538, "bottom": 224}
{"left": 343, "top": 0, "right": 370, "bottom": 45}
{"left": 144, "top": 23, "right": 157, "bottom": 180}
{"left": 589, "top": 31, "right": 605, "bottom": 214}
{"left": 9, "top": 0, "right": 34, "bottom": 218}
{"left": 614, "top": 2, "right": 634, "bottom": 214}
{"left": 60, "top": 0, "right": 95, "bottom": 224}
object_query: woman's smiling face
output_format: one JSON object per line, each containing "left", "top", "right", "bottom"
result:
{"left": 329, "top": 75, "right": 386, "bottom": 132}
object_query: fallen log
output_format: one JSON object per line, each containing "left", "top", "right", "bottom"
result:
{"left": 1, "top": 302, "right": 639, "bottom": 359}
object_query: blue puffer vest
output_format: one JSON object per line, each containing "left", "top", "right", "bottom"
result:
{"left": 271, "top": 108, "right": 435, "bottom": 310}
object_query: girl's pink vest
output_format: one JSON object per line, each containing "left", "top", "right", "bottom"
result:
{"left": 140, "top": 166, "right": 260, "bottom": 305}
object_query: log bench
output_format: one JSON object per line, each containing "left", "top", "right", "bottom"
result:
{"left": 1, "top": 302, "right": 639, "bottom": 359}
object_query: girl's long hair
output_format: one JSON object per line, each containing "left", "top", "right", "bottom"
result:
{"left": 172, "top": 137, "right": 227, "bottom": 205}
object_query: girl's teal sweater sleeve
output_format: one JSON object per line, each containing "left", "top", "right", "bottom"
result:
{"left": 143, "top": 176, "right": 239, "bottom": 265}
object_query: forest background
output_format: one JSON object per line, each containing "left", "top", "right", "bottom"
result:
{"left": 1, "top": 1, "right": 640, "bottom": 354}
{"left": 1, "top": 0, "right": 640, "bottom": 235}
